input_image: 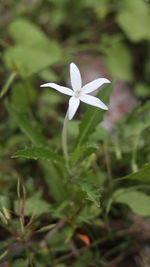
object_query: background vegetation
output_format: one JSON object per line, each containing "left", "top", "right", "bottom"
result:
{"left": 0, "top": 0, "right": 150, "bottom": 266}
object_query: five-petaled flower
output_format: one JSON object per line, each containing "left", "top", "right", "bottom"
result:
{"left": 40, "top": 63, "right": 110, "bottom": 120}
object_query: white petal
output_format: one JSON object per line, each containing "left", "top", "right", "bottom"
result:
{"left": 68, "top": 97, "right": 80, "bottom": 120}
{"left": 40, "top": 83, "right": 73, "bottom": 96}
{"left": 70, "top": 63, "right": 82, "bottom": 91}
{"left": 82, "top": 78, "right": 110, "bottom": 94}
{"left": 80, "top": 94, "right": 108, "bottom": 110}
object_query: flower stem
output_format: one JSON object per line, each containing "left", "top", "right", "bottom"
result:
{"left": 62, "top": 110, "right": 69, "bottom": 163}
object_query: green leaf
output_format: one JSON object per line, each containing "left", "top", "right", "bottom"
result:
{"left": 42, "top": 162, "right": 68, "bottom": 203}
{"left": 15, "top": 195, "right": 50, "bottom": 216}
{"left": 4, "top": 19, "right": 65, "bottom": 77}
{"left": 76, "top": 82, "right": 113, "bottom": 147}
{"left": 0, "top": 196, "right": 10, "bottom": 209}
{"left": 8, "top": 18, "right": 60, "bottom": 50}
{"left": 4, "top": 46, "right": 62, "bottom": 78}
{"left": 39, "top": 68, "right": 59, "bottom": 82}
{"left": 5, "top": 101, "right": 47, "bottom": 146}
{"left": 74, "top": 248, "right": 93, "bottom": 267}
{"left": 76, "top": 204, "right": 100, "bottom": 224}
{"left": 37, "top": 224, "right": 56, "bottom": 233}
{"left": 113, "top": 189, "right": 150, "bottom": 216}
{"left": 11, "top": 83, "right": 36, "bottom": 113}
{"left": 75, "top": 179, "right": 100, "bottom": 207}
{"left": 123, "top": 164, "right": 150, "bottom": 182}
{"left": 121, "top": 102, "right": 150, "bottom": 141}
{"left": 68, "top": 120, "right": 79, "bottom": 138}
{"left": 117, "top": 0, "right": 150, "bottom": 42}
{"left": 90, "top": 125, "right": 108, "bottom": 142}
{"left": 70, "top": 144, "right": 98, "bottom": 165}
{"left": 8, "top": 18, "right": 43, "bottom": 44}
{"left": 47, "top": 227, "right": 70, "bottom": 252}
{"left": 12, "top": 147, "right": 64, "bottom": 164}
{"left": 105, "top": 39, "right": 133, "bottom": 81}
{"left": 12, "top": 259, "right": 27, "bottom": 267}
{"left": 134, "top": 83, "right": 150, "bottom": 98}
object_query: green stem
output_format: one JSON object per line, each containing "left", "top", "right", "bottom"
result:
{"left": 62, "top": 110, "right": 69, "bottom": 163}
{"left": 0, "top": 72, "right": 16, "bottom": 98}
{"left": 131, "top": 134, "right": 140, "bottom": 172}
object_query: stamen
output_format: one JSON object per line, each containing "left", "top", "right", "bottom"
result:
{"left": 74, "top": 89, "right": 81, "bottom": 97}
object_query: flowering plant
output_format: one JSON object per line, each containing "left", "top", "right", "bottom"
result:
{"left": 41, "top": 62, "right": 110, "bottom": 119}
{"left": 40, "top": 62, "right": 110, "bottom": 165}
{"left": 1, "top": 1, "right": 150, "bottom": 265}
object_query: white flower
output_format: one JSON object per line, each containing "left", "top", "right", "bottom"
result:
{"left": 40, "top": 63, "right": 110, "bottom": 120}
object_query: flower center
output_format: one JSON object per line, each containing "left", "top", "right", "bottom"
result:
{"left": 74, "top": 89, "right": 81, "bottom": 98}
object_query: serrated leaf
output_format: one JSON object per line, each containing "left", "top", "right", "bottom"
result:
{"left": 70, "top": 144, "right": 98, "bottom": 165}
{"left": 113, "top": 189, "right": 150, "bottom": 216}
{"left": 76, "top": 82, "right": 113, "bottom": 147}
{"left": 12, "top": 147, "right": 64, "bottom": 164}
{"left": 75, "top": 179, "right": 100, "bottom": 207}
{"left": 5, "top": 101, "right": 47, "bottom": 146}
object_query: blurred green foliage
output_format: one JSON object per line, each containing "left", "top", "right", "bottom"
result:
{"left": 0, "top": 0, "right": 150, "bottom": 266}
